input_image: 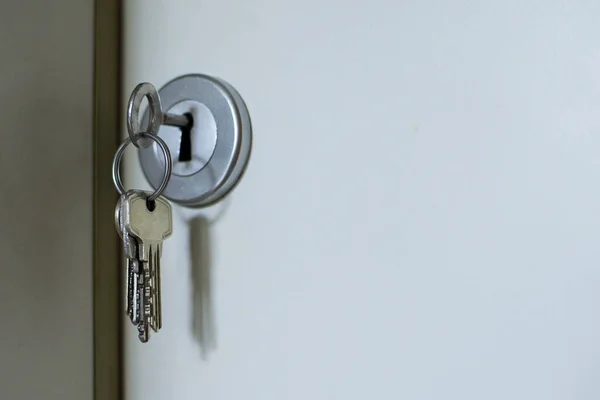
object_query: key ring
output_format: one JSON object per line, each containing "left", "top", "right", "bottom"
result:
{"left": 127, "top": 82, "right": 192, "bottom": 148}
{"left": 127, "top": 83, "right": 163, "bottom": 148}
{"left": 112, "top": 132, "right": 172, "bottom": 202}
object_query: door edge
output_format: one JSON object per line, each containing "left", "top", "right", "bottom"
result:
{"left": 93, "top": 0, "right": 122, "bottom": 399}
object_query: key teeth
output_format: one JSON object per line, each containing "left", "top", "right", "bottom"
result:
{"left": 155, "top": 245, "right": 162, "bottom": 331}
{"left": 137, "top": 323, "right": 149, "bottom": 343}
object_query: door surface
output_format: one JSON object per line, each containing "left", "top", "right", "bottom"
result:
{"left": 124, "top": 2, "right": 600, "bottom": 399}
{"left": 0, "top": 1, "right": 95, "bottom": 399}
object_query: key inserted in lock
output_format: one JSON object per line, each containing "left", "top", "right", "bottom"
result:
{"left": 160, "top": 109, "right": 195, "bottom": 163}
{"left": 178, "top": 112, "right": 194, "bottom": 162}
{"left": 150, "top": 99, "right": 219, "bottom": 178}
{"left": 159, "top": 108, "right": 195, "bottom": 163}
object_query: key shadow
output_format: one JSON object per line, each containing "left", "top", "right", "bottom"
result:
{"left": 173, "top": 148, "right": 235, "bottom": 358}
{"left": 186, "top": 197, "right": 231, "bottom": 359}
{"left": 189, "top": 215, "right": 217, "bottom": 359}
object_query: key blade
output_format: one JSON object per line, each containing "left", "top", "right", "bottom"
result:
{"left": 146, "top": 245, "right": 162, "bottom": 332}
{"left": 126, "top": 258, "right": 133, "bottom": 317}
{"left": 153, "top": 245, "right": 162, "bottom": 330}
{"left": 130, "top": 259, "right": 141, "bottom": 324}
{"left": 137, "top": 261, "right": 150, "bottom": 342}
{"left": 138, "top": 322, "right": 149, "bottom": 343}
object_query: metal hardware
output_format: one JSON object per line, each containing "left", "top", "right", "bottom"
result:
{"left": 127, "top": 83, "right": 193, "bottom": 148}
{"left": 112, "top": 130, "right": 174, "bottom": 343}
{"left": 111, "top": 73, "right": 251, "bottom": 344}
{"left": 112, "top": 132, "right": 172, "bottom": 202}
{"left": 137, "top": 74, "right": 252, "bottom": 208}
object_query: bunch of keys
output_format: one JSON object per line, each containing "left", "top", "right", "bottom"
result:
{"left": 112, "top": 129, "right": 174, "bottom": 343}
{"left": 115, "top": 190, "right": 172, "bottom": 342}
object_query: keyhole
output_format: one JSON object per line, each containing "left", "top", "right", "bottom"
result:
{"left": 178, "top": 112, "right": 194, "bottom": 162}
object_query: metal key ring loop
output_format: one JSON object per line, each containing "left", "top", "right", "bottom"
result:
{"left": 127, "top": 82, "right": 163, "bottom": 148}
{"left": 112, "top": 132, "right": 172, "bottom": 202}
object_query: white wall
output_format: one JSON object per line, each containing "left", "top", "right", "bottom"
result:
{"left": 124, "top": 1, "right": 600, "bottom": 399}
{"left": 0, "top": 2, "right": 94, "bottom": 399}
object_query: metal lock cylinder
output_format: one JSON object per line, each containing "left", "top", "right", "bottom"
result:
{"left": 137, "top": 74, "right": 252, "bottom": 208}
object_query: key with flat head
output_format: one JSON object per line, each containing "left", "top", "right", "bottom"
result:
{"left": 116, "top": 192, "right": 151, "bottom": 340}
{"left": 122, "top": 190, "right": 173, "bottom": 338}
{"left": 114, "top": 192, "right": 142, "bottom": 324}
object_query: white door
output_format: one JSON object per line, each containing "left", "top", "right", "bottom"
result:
{"left": 124, "top": 2, "right": 600, "bottom": 399}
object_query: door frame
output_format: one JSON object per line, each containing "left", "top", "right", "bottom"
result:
{"left": 93, "top": 0, "right": 122, "bottom": 399}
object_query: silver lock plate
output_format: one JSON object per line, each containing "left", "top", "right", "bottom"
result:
{"left": 138, "top": 74, "right": 252, "bottom": 208}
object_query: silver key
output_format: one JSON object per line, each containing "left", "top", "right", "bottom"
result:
{"left": 115, "top": 191, "right": 138, "bottom": 259}
{"left": 122, "top": 190, "right": 173, "bottom": 340}
{"left": 136, "top": 261, "right": 149, "bottom": 342}
{"left": 114, "top": 192, "right": 142, "bottom": 325}
{"left": 116, "top": 193, "right": 149, "bottom": 339}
